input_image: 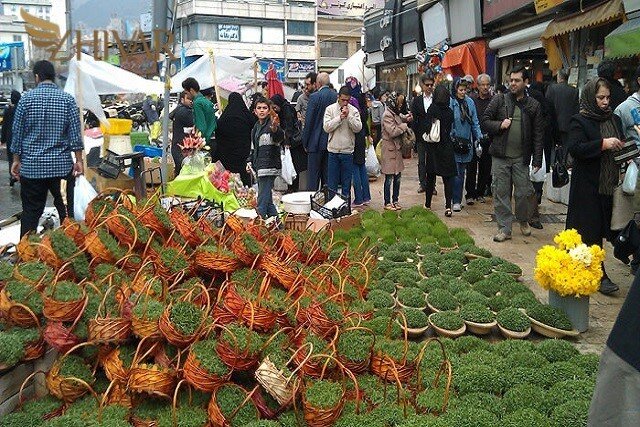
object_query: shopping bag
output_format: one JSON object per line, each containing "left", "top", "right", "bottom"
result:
{"left": 530, "top": 152, "right": 547, "bottom": 183}
{"left": 623, "top": 161, "right": 638, "bottom": 195}
{"left": 73, "top": 175, "right": 98, "bottom": 221}
{"left": 281, "top": 147, "right": 297, "bottom": 185}
{"left": 365, "top": 144, "right": 381, "bottom": 176}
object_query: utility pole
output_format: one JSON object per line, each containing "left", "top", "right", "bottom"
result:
{"left": 65, "top": 0, "right": 72, "bottom": 54}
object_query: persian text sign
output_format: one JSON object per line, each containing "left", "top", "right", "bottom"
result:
{"left": 287, "top": 60, "right": 316, "bottom": 78}
{"left": 218, "top": 25, "right": 240, "bottom": 42}
{"left": 318, "top": 0, "right": 384, "bottom": 18}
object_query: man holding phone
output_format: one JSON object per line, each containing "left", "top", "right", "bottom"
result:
{"left": 323, "top": 85, "right": 362, "bottom": 199}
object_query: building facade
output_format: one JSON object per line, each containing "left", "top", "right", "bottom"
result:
{"left": 175, "top": 0, "right": 317, "bottom": 83}
{"left": 317, "top": 15, "right": 362, "bottom": 74}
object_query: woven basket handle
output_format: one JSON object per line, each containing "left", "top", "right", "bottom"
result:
{"left": 286, "top": 342, "right": 314, "bottom": 383}
{"left": 18, "top": 370, "right": 46, "bottom": 408}
{"left": 259, "top": 326, "right": 293, "bottom": 355}
{"left": 414, "top": 337, "right": 452, "bottom": 404}
{"left": 227, "top": 385, "right": 260, "bottom": 423}
{"left": 7, "top": 301, "right": 41, "bottom": 328}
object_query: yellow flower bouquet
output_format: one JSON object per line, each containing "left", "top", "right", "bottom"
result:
{"left": 534, "top": 229, "right": 606, "bottom": 297}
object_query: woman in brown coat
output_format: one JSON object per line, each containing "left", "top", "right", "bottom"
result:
{"left": 381, "top": 93, "right": 413, "bottom": 210}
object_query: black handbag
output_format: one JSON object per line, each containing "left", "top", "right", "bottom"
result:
{"left": 614, "top": 139, "right": 640, "bottom": 164}
{"left": 453, "top": 136, "right": 471, "bottom": 155}
{"left": 552, "top": 145, "right": 570, "bottom": 188}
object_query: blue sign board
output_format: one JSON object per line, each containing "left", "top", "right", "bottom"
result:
{"left": 259, "top": 59, "right": 285, "bottom": 81}
{"left": 0, "top": 42, "right": 23, "bottom": 71}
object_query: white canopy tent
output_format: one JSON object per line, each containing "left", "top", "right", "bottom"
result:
{"left": 329, "top": 50, "right": 376, "bottom": 91}
{"left": 64, "top": 53, "right": 164, "bottom": 125}
{"left": 170, "top": 54, "right": 258, "bottom": 94}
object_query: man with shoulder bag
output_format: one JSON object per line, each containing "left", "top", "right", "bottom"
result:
{"left": 481, "top": 66, "right": 544, "bottom": 242}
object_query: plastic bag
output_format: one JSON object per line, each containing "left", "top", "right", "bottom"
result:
{"left": 281, "top": 147, "right": 297, "bottom": 185}
{"left": 365, "top": 144, "right": 381, "bottom": 176}
{"left": 375, "top": 142, "right": 382, "bottom": 161}
{"left": 73, "top": 175, "right": 98, "bottom": 221}
{"left": 623, "top": 161, "right": 638, "bottom": 195}
{"left": 529, "top": 152, "right": 547, "bottom": 183}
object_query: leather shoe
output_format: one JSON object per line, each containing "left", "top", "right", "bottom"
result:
{"left": 599, "top": 277, "right": 619, "bottom": 295}
{"left": 529, "top": 221, "right": 543, "bottom": 230}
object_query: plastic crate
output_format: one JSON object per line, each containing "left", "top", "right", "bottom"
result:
{"left": 284, "top": 213, "right": 309, "bottom": 231}
{"left": 133, "top": 145, "right": 163, "bottom": 158}
{"left": 310, "top": 187, "right": 351, "bottom": 220}
{"left": 100, "top": 118, "right": 133, "bottom": 135}
{"left": 130, "top": 132, "right": 150, "bottom": 147}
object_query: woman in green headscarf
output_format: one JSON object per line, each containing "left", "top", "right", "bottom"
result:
{"left": 566, "top": 77, "right": 625, "bottom": 295}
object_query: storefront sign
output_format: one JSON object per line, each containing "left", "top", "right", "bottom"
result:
{"left": 218, "top": 24, "right": 240, "bottom": 42}
{"left": 483, "top": 0, "right": 533, "bottom": 24}
{"left": 534, "top": 0, "right": 564, "bottom": 13}
{"left": 120, "top": 52, "right": 158, "bottom": 77}
{"left": 318, "top": 0, "right": 384, "bottom": 18}
{"left": 259, "top": 59, "right": 285, "bottom": 81}
{"left": 287, "top": 60, "right": 316, "bottom": 78}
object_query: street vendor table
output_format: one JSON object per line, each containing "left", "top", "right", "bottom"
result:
{"left": 166, "top": 168, "right": 240, "bottom": 212}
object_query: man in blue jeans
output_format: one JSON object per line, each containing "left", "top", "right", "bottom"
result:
{"left": 323, "top": 86, "right": 362, "bottom": 199}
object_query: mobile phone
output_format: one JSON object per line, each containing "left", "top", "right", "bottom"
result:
{"left": 631, "top": 108, "right": 640, "bottom": 125}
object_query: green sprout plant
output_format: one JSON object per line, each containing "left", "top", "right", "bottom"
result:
{"left": 46, "top": 281, "right": 83, "bottom": 302}
{"left": 59, "top": 354, "right": 95, "bottom": 385}
{"left": 214, "top": 384, "right": 260, "bottom": 426}
{"left": 396, "top": 287, "right": 426, "bottom": 309}
{"left": 438, "top": 260, "right": 465, "bottom": 277}
{"left": 0, "top": 328, "right": 40, "bottom": 367}
{"left": 15, "top": 261, "right": 54, "bottom": 284}
{"left": 220, "top": 323, "right": 264, "bottom": 356}
{"left": 399, "top": 308, "right": 429, "bottom": 329}
{"left": 536, "top": 339, "right": 580, "bottom": 363}
{"left": 460, "top": 303, "right": 494, "bottom": 324}
{"left": 429, "top": 311, "right": 464, "bottom": 331}
{"left": 337, "top": 329, "right": 374, "bottom": 364}
{"left": 191, "top": 338, "right": 231, "bottom": 377}
{"left": 459, "top": 244, "right": 492, "bottom": 258}
{"left": 169, "top": 301, "right": 204, "bottom": 336}
{"left": 159, "top": 247, "right": 190, "bottom": 275}
{"left": 4, "top": 280, "right": 43, "bottom": 315}
{"left": 527, "top": 304, "right": 574, "bottom": 331}
{"left": 367, "top": 290, "right": 395, "bottom": 310}
{"left": 497, "top": 307, "right": 531, "bottom": 332}
{"left": 426, "top": 289, "right": 458, "bottom": 311}
{"left": 48, "top": 229, "right": 90, "bottom": 279}
{"left": 455, "top": 290, "right": 488, "bottom": 306}
{"left": 473, "top": 279, "right": 502, "bottom": 297}
{"left": 132, "top": 298, "right": 165, "bottom": 322}
{"left": 510, "top": 292, "right": 542, "bottom": 312}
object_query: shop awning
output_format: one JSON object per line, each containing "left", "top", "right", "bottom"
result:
{"left": 488, "top": 20, "right": 552, "bottom": 57}
{"left": 541, "top": 0, "right": 624, "bottom": 70}
{"left": 442, "top": 40, "right": 487, "bottom": 78}
{"left": 605, "top": 17, "right": 640, "bottom": 58}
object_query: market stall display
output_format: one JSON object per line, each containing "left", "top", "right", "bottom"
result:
{"left": 0, "top": 200, "right": 598, "bottom": 427}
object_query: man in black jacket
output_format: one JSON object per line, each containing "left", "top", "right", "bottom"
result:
{"left": 546, "top": 69, "right": 579, "bottom": 148}
{"left": 481, "top": 66, "right": 544, "bottom": 243}
{"left": 410, "top": 72, "right": 435, "bottom": 194}
{"left": 470, "top": 74, "right": 493, "bottom": 202}
{"left": 169, "top": 91, "right": 194, "bottom": 176}
{"left": 598, "top": 60, "right": 627, "bottom": 111}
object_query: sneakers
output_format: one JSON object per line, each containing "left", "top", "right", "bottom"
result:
{"left": 520, "top": 222, "right": 532, "bottom": 236}
{"left": 599, "top": 277, "right": 619, "bottom": 295}
{"left": 466, "top": 197, "right": 475, "bottom": 206}
{"left": 493, "top": 231, "right": 512, "bottom": 242}
{"left": 393, "top": 203, "right": 402, "bottom": 210}
{"left": 352, "top": 202, "right": 365, "bottom": 208}
{"left": 452, "top": 203, "right": 462, "bottom": 212}
{"left": 384, "top": 204, "right": 397, "bottom": 211}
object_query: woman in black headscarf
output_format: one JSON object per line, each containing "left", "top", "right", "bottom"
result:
{"left": 2, "top": 90, "right": 20, "bottom": 186}
{"left": 566, "top": 77, "right": 625, "bottom": 295}
{"left": 424, "top": 85, "right": 457, "bottom": 216}
{"left": 270, "top": 94, "right": 307, "bottom": 191}
{"left": 215, "top": 92, "right": 256, "bottom": 186}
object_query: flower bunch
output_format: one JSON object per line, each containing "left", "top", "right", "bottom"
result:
{"left": 179, "top": 131, "right": 206, "bottom": 151}
{"left": 535, "top": 229, "right": 606, "bottom": 297}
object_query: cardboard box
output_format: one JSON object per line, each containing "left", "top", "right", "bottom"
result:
{"left": 85, "top": 167, "right": 134, "bottom": 193}
{"left": 143, "top": 156, "right": 175, "bottom": 185}
{"left": 306, "top": 211, "right": 361, "bottom": 232}
{"left": 102, "top": 134, "right": 133, "bottom": 156}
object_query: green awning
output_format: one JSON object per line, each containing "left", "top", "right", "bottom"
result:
{"left": 605, "top": 17, "right": 640, "bottom": 58}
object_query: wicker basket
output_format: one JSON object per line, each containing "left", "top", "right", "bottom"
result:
{"left": 43, "top": 282, "right": 87, "bottom": 323}
{"left": 88, "top": 286, "right": 131, "bottom": 344}
{"left": 336, "top": 327, "right": 375, "bottom": 374}
{"left": 299, "top": 355, "right": 359, "bottom": 427}
{"left": 183, "top": 349, "right": 232, "bottom": 392}
{"left": 158, "top": 304, "right": 207, "bottom": 348}
{"left": 127, "top": 338, "right": 178, "bottom": 399}
{"left": 259, "top": 253, "right": 299, "bottom": 291}
{"left": 62, "top": 219, "right": 88, "bottom": 249}
{"left": 208, "top": 384, "right": 259, "bottom": 427}
{"left": 101, "top": 347, "right": 130, "bottom": 383}
{"left": 22, "top": 336, "right": 46, "bottom": 361}
{"left": 255, "top": 343, "right": 312, "bottom": 406}
{"left": 0, "top": 288, "right": 41, "bottom": 327}
{"left": 170, "top": 208, "right": 205, "bottom": 247}
{"left": 16, "top": 233, "right": 40, "bottom": 262}
{"left": 137, "top": 204, "right": 172, "bottom": 240}
{"left": 225, "top": 215, "right": 246, "bottom": 234}
{"left": 18, "top": 371, "right": 65, "bottom": 421}
{"left": 221, "top": 284, "right": 277, "bottom": 333}
{"left": 46, "top": 344, "right": 96, "bottom": 403}
{"left": 194, "top": 247, "right": 241, "bottom": 276}
{"left": 85, "top": 228, "right": 119, "bottom": 265}
{"left": 39, "top": 235, "right": 65, "bottom": 270}
{"left": 215, "top": 334, "right": 261, "bottom": 372}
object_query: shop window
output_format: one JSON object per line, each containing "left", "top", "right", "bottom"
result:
{"left": 320, "top": 41, "right": 348, "bottom": 58}
{"left": 263, "top": 27, "right": 284, "bottom": 44}
{"left": 287, "top": 21, "right": 314, "bottom": 36}
{"left": 197, "top": 23, "right": 215, "bottom": 40}
{"left": 241, "top": 26, "right": 262, "bottom": 43}
{"left": 13, "top": 35, "right": 22, "bottom": 42}
{"left": 289, "top": 40, "right": 315, "bottom": 46}
{"left": 187, "top": 24, "right": 198, "bottom": 41}
{"left": 356, "top": 41, "right": 362, "bottom": 51}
